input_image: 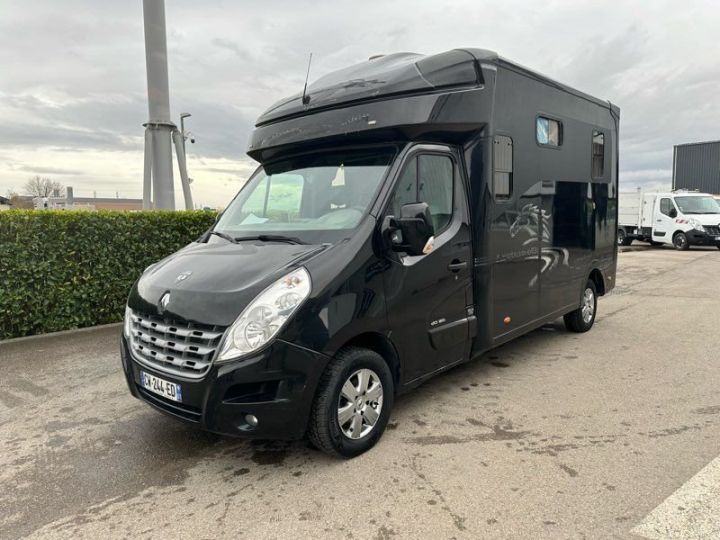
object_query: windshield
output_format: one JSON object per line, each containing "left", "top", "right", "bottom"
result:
{"left": 674, "top": 196, "right": 720, "bottom": 214}
{"left": 214, "top": 148, "right": 395, "bottom": 243}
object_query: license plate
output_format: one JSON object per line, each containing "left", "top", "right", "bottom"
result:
{"left": 140, "top": 371, "right": 182, "bottom": 402}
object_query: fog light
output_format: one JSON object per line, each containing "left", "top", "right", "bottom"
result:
{"left": 245, "top": 414, "right": 258, "bottom": 428}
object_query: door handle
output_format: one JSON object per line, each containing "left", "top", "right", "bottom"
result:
{"left": 447, "top": 260, "right": 467, "bottom": 272}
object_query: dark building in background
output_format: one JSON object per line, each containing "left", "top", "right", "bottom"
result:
{"left": 673, "top": 140, "right": 720, "bottom": 194}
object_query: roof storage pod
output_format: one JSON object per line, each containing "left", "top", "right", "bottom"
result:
{"left": 255, "top": 49, "right": 489, "bottom": 126}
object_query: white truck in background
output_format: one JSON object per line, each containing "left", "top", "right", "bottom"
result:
{"left": 618, "top": 190, "right": 720, "bottom": 250}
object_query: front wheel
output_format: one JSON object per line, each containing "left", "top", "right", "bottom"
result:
{"left": 308, "top": 347, "right": 394, "bottom": 458}
{"left": 673, "top": 232, "right": 690, "bottom": 251}
{"left": 564, "top": 280, "right": 597, "bottom": 333}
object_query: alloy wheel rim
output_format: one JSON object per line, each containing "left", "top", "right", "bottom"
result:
{"left": 617, "top": 231, "right": 624, "bottom": 245}
{"left": 337, "top": 368, "right": 383, "bottom": 440}
{"left": 675, "top": 235, "right": 685, "bottom": 248}
{"left": 581, "top": 287, "right": 595, "bottom": 323}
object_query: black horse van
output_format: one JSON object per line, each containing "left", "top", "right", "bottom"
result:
{"left": 121, "top": 49, "right": 619, "bottom": 457}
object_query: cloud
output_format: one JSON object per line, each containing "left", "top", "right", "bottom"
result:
{"left": 14, "top": 165, "right": 85, "bottom": 176}
{"left": 211, "top": 38, "right": 251, "bottom": 61}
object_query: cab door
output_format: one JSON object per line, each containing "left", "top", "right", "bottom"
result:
{"left": 652, "top": 197, "right": 676, "bottom": 243}
{"left": 381, "top": 146, "right": 474, "bottom": 384}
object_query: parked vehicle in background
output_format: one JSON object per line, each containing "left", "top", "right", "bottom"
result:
{"left": 618, "top": 190, "right": 720, "bottom": 250}
{"left": 121, "top": 48, "right": 619, "bottom": 458}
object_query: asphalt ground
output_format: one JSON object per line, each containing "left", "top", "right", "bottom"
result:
{"left": 1, "top": 245, "right": 719, "bottom": 539}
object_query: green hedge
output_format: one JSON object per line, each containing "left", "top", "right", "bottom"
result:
{"left": 0, "top": 210, "right": 216, "bottom": 340}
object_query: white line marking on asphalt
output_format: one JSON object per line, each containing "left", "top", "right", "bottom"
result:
{"left": 632, "top": 455, "right": 720, "bottom": 539}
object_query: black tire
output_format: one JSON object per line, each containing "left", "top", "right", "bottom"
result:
{"left": 673, "top": 231, "right": 690, "bottom": 251}
{"left": 307, "top": 347, "right": 394, "bottom": 458}
{"left": 617, "top": 229, "right": 632, "bottom": 246}
{"left": 716, "top": 244, "right": 720, "bottom": 250}
{"left": 564, "top": 280, "right": 597, "bottom": 333}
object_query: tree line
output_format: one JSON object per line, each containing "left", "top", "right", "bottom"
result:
{"left": 4, "top": 176, "right": 65, "bottom": 208}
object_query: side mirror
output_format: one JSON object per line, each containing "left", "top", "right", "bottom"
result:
{"left": 668, "top": 208, "right": 677, "bottom": 218}
{"left": 382, "top": 202, "right": 435, "bottom": 256}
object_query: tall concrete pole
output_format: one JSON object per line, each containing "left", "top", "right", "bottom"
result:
{"left": 143, "top": 0, "right": 175, "bottom": 210}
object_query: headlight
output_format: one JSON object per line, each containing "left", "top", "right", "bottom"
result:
{"left": 688, "top": 218, "right": 704, "bottom": 232}
{"left": 218, "top": 267, "right": 311, "bottom": 362}
{"left": 123, "top": 305, "right": 132, "bottom": 337}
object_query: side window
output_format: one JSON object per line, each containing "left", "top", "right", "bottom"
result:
{"left": 493, "top": 135, "right": 513, "bottom": 198}
{"left": 660, "top": 198, "right": 673, "bottom": 216}
{"left": 537, "top": 116, "right": 562, "bottom": 146}
{"left": 389, "top": 158, "right": 417, "bottom": 217}
{"left": 388, "top": 154, "right": 454, "bottom": 233}
{"left": 418, "top": 155, "right": 453, "bottom": 232}
{"left": 592, "top": 131, "right": 605, "bottom": 178}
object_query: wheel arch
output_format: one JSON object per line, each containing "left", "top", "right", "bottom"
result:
{"left": 672, "top": 229, "right": 686, "bottom": 240}
{"left": 588, "top": 268, "right": 606, "bottom": 296}
{"left": 338, "top": 332, "right": 401, "bottom": 391}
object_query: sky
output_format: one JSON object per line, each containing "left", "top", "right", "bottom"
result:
{"left": 0, "top": 0, "right": 719, "bottom": 208}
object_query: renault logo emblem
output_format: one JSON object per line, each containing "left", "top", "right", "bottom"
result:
{"left": 158, "top": 292, "right": 171, "bottom": 314}
{"left": 176, "top": 271, "right": 192, "bottom": 282}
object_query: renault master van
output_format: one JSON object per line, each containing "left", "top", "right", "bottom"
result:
{"left": 618, "top": 190, "right": 720, "bottom": 249}
{"left": 120, "top": 49, "right": 620, "bottom": 457}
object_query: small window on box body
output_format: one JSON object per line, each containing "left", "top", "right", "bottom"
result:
{"left": 493, "top": 135, "right": 513, "bottom": 198}
{"left": 537, "top": 117, "right": 562, "bottom": 146}
{"left": 592, "top": 131, "right": 605, "bottom": 178}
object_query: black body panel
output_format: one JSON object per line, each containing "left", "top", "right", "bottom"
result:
{"left": 256, "top": 49, "right": 486, "bottom": 126}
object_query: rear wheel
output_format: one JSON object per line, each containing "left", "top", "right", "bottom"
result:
{"left": 308, "top": 347, "right": 394, "bottom": 458}
{"left": 617, "top": 229, "right": 632, "bottom": 246}
{"left": 673, "top": 231, "right": 689, "bottom": 251}
{"left": 564, "top": 280, "right": 597, "bottom": 333}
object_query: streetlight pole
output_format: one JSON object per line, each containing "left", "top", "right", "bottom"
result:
{"left": 180, "top": 112, "right": 191, "bottom": 154}
{"left": 173, "top": 112, "right": 194, "bottom": 210}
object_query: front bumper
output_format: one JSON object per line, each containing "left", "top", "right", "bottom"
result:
{"left": 120, "top": 335, "right": 330, "bottom": 440}
{"left": 687, "top": 228, "right": 720, "bottom": 246}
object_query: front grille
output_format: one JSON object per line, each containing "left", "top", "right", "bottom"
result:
{"left": 704, "top": 224, "right": 720, "bottom": 235}
{"left": 128, "top": 311, "right": 225, "bottom": 379}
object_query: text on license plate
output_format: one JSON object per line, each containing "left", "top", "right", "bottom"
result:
{"left": 141, "top": 371, "right": 182, "bottom": 402}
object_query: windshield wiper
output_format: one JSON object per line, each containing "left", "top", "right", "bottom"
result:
{"left": 234, "top": 234, "right": 307, "bottom": 245}
{"left": 206, "top": 230, "right": 238, "bottom": 244}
